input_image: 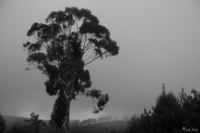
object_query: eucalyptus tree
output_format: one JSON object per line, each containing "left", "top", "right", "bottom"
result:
{"left": 23, "top": 7, "right": 119, "bottom": 133}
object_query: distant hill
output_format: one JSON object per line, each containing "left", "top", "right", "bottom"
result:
{"left": 70, "top": 121, "right": 127, "bottom": 133}
{"left": 4, "top": 116, "right": 28, "bottom": 129}
{"left": 4, "top": 116, "right": 50, "bottom": 132}
{"left": 3, "top": 116, "right": 128, "bottom": 133}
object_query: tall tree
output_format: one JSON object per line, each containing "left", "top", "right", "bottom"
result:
{"left": 151, "top": 84, "right": 182, "bottom": 133}
{"left": 0, "top": 113, "right": 6, "bottom": 133}
{"left": 23, "top": 7, "right": 119, "bottom": 133}
{"left": 127, "top": 84, "right": 182, "bottom": 133}
{"left": 179, "top": 88, "right": 200, "bottom": 130}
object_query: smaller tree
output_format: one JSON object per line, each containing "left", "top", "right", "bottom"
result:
{"left": 0, "top": 113, "right": 6, "bottom": 133}
{"left": 25, "top": 112, "right": 46, "bottom": 133}
{"left": 151, "top": 84, "right": 182, "bottom": 133}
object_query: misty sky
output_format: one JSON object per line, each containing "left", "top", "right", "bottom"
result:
{"left": 0, "top": 0, "right": 200, "bottom": 121}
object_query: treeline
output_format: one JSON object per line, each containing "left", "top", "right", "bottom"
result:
{"left": 127, "top": 84, "right": 200, "bottom": 133}
{"left": 3, "top": 84, "right": 199, "bottom": 133}
{"left": 2, "top": 112, "right": 47, "bottom": 133}
{"left": 0, "top": 114, "right": 129, "bottom": 133}
{"left": 70, "top": 115, "right": 130, "bottom": 127}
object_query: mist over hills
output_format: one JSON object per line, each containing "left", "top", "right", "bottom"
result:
{"left": 3, "top": 115, "right": 128, "bottom": 133}
{"left": 4, "top": 116, "right": 29, "bottom": 129}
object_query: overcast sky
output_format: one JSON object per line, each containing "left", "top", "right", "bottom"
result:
{"left": 0, "top": 0, "right": 200, "bottom": 121}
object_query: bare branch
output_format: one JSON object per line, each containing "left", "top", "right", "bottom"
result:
{"left": 69, "top": 25, "right": 72, "bottom": 35}
{"left": 25, "top": 67, "right": 38, "bottom": 71}
{"left": 75, "top": 18, "right": 79, "bottom": 31}
{"left": 83, "top": 42, "right": 93, "bottom": 54}
{"left": 82, "top": 34, "right": 88, "bottom": 49}
{"left": 31, "top": 62, "right": 49, "bottom": 77}
{"left": 92, "top": 98, "right": 97, "bottom": 110}
{"left": 85, "top": 46, "right": 95, "bottom": 52}
{"left": 33, "top": 33, "right": 39, "bottom": 40}
{"left": 84, "top": 55, "right": 100, "bottom": 66}
{"left": 76, "top": 94, "right": 87, "bottom": 96}
{"left": 42, "top": 42, "right": 48, "bottom": 50}
{"left": 84, "top": 52, "right": 106, "bottom": 66}
{"left": 83, "top": 52, "right": 96, "bottom": 62}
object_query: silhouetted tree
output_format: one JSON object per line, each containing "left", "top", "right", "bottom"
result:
{"left": 24, "top": 112, "right": 46, "bottom": 133}
{"left": 179, "top": 88, "right": 200, "bottom": 130}
{"left": 127, "top": 84, "right": 183, "bottom": 133}
{"left": 0, "top": 113, "right": 6, "bottom": 133}
{"left": 151, "top": 84, "right": 182, "bottom": 133}
{"left": 127, "top": 109, "right": 153, "bottom": 133}
{"left": 23, "top": 6, "right": 119, "bottom": 133}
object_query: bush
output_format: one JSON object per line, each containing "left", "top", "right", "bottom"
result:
{"left": 0, "top": 113, "right": 6, "bottom": 133}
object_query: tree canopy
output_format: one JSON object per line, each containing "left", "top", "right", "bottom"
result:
{"left": 23, "top": 7, "right": 119, "bottom": 133}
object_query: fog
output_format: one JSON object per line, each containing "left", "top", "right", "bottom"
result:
{"left": 0, "top": 0, "right": 200, "bottom": 121}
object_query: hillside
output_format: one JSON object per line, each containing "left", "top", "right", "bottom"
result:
{"left": 4, "top": 116, "right": 28, "bottom": 129}
{"left": 3, "top": 116, "right": 128, "bottom": 133}
{"left": 70, "top": 121, "right": 127, "bottom": 133}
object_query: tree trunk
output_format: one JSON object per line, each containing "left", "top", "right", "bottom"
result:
{"left": 64, "top": 100, "right": 71, "bottom": 133}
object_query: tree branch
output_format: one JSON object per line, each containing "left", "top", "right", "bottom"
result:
{"left": 84, "top": 52, "right": 106, "bottom": 66}
{"left": 75, "top": 18, "right": 79, "bottom": 31}
{"left": 31, "top": 62, "right": 49, "bottom": 77}
{"left": 83, "top": 42, "right": 92, "bottom": 53}
{"left": 84, "top": 55, "right": 100, "bottom": 66}
{"left": 76, "top": 94, "right": 87, "bottom": 96}
{"left": 85, "top": 46, "right": 95, "bottom": 52}
{"left": 82, "top": 34, "right": 88, "bottom": 49}
{"left": 42, "top": 42, "right": 48, "bottom": 50}
{"left": 83, "top": 52, "right": 96, "bottom": 62}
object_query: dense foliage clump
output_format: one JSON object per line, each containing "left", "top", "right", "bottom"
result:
{"left": 127, "top": 84, "right": 200, "bottom": 133}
